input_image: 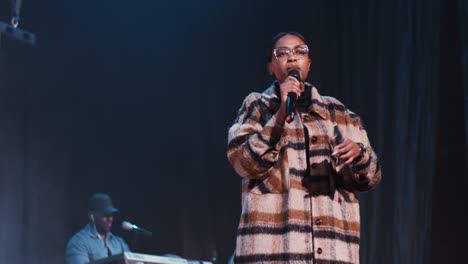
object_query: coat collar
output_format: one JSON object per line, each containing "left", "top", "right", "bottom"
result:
{"left": 260, "top": 81, "right": 328, "bottom": 120}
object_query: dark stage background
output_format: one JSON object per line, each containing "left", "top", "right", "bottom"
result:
{"left": 0, "top": 0, "right": 467, "bottom": 263}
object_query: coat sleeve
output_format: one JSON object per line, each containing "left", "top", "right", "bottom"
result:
{"left": 345, "top": 111, "right": 382, "bottom": 192}
{"left": 227, "top": 93, "right": 285, "bottom": 179}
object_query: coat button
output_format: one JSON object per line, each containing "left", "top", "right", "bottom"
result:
{"left": 311, "top": 163, "right": 317, "bottom": 169}
{"left": 311, "top": 136, "right": 318, "bottom": 143}
{"left": 315, "top": 219, "right": 322, "bottom": 225}
{"left": 317, "top": 248, "right": 322, "bottom": 254}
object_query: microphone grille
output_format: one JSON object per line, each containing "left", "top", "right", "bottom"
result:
{"left": 121, "top": 221, "right": 133, "bottom": 231}
{"left": 288, "top": 69, "right": 301, "bottom": 81}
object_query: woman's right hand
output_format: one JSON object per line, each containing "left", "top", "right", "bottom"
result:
{"left": 276, "top": 76, "right": 303, "bottom": 125}
{"left": 279, "top": 76, "right": 302, "bottom": 105}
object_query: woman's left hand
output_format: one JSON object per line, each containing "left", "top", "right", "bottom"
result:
{"left": 332, "top": 138, "right": 361, "bottom": 165}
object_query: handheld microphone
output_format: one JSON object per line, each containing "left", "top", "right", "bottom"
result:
{"left": 286, "top": 69, "right": 301, "bottom": 123}
{"left": 122, "top": 221, "right": 152, "bottom": 237}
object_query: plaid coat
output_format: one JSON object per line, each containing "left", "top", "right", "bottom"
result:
{"left": 227, "top": 83, "right": 382, "bottom": 264}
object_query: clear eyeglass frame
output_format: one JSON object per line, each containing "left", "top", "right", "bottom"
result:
{"left": 273, "top": 45, "right": 309, "bottom": 62}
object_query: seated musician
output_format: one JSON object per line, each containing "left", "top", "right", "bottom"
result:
{"left": 66, "top": 193, "right": 130, "bottom": 264}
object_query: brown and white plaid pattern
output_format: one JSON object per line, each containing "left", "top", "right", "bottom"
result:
{"left": 227, "top": 83, "right": 382, "bottom": 264}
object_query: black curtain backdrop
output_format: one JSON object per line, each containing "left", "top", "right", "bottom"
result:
{"left": 429, "top": 0, "right": 468, "bottom": 263}
{"left": 460, "top": 0, "right": 468, "bottom": 165}
{"left": 0, "top": 0, "right": 466, "bottom": 263}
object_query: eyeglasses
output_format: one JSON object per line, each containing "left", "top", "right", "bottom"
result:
{"left": 273, "top": 45, "right": 309, "bottom": 62}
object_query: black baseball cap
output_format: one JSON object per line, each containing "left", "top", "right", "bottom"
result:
{"left": 88, "top": 193, "right": 119, "bottom": 215}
